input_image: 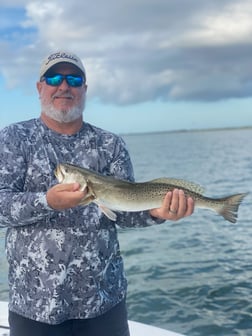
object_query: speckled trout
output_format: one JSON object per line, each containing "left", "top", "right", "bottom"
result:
{"left": 54, "top": 163, "right": 248, "bottom": 223}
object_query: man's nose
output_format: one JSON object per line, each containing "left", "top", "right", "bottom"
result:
{"left": 58, "top": 78, "right": 70, "bottom": 89}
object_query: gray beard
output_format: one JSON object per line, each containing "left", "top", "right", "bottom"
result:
{"left": 41, "top": 103, "right": 85, "bottom": 123}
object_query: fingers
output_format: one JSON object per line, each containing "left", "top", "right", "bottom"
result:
{"left": 46, "top": 183, "right": 87, "bottom": 210}
{"left": 184, "top": 196, "right": 194, "bottom": 217}
{"left": 150, "top": 189, "right": 194, "bottom": 221}
{"left": 168, "top": 189, "right": 194, "bottom": 220}
{"left": 169, "top": 189, "right": 188, "bottom": 218}
{"left": 169, "top": 189, "right": 182, "bottom": 216}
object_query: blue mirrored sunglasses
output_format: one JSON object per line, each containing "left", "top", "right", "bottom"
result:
{"left": 41, "top": 74, "right": 85, "bottom": 87}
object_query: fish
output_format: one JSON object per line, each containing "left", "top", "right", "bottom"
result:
{"left": 54, "top": 163, "right": 248, "bottom": 223}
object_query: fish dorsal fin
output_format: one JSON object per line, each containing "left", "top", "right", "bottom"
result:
{"left": 149, "top": 177, "right": 205, "bottom": 194}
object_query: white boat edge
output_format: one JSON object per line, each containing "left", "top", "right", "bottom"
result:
{"left": 0, "top": 301, "right": 185, "bottom": 336}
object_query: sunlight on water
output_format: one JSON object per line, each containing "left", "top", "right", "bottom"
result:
{"left": 119, "top": 129, "right": 252, "bottom": 336}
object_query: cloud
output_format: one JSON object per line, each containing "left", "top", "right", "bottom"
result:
{"left": 1, "top": 0, "right": 252, "bottom": 104}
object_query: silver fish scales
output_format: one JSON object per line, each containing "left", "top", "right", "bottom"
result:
{"left": 55, "top": 163, "right": 248, "bottom": 223}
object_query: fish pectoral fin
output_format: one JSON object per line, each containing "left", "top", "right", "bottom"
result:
{"left": 99, "top": 205, "right": 117, "bottom": 221}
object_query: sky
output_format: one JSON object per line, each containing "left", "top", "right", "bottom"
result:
{"left": 1, "top": 0, "right": 252, "bottom": 134}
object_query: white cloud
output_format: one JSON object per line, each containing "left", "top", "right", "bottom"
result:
{"left": 1, "top": 0, "right": 252, "bottom": 104}
{"left": 182, "top": 1, "right": 252, "bottom": 46}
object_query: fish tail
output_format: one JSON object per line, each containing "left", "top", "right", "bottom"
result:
{"left": 217, "top": 193, "right": 248, "bottom": 223}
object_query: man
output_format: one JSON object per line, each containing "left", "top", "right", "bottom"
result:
{"left": 0, "top": 51, "right": 194, "bottom": 336}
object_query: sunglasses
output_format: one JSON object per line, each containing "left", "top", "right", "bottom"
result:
{"left": 41, "top": 74, "right": 85, "bottom": 87}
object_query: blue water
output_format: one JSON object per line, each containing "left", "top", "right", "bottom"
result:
{"left": 1, "top": 128, "right": 252, "bottom": 335}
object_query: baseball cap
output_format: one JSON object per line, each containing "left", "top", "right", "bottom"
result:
{"left": 39, "top": 51, "right": 86, "bottom": 79}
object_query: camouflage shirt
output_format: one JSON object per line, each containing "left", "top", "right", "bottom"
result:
{"left": 0, "top": 118, "right": 161, "bottom": 324}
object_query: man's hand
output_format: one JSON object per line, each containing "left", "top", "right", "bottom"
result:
{"left": 46, "top": 183, "right": 87, "bottom": 210}
{"left": 149, "top": 189, "right": 194, "bottom": 221}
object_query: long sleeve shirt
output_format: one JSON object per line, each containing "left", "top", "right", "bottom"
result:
{"left": 0, "top": 118, "right": 162, "bottom": 324}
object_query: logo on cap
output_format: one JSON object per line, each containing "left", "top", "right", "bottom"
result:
{"left": 45, "top": 52, "right": 79, "bottom": 65}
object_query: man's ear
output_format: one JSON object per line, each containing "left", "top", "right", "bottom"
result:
{"left": 36, "top": 81, "right": 42, "bottom": 96}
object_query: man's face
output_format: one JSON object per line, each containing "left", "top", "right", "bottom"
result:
{"left": 37, "top": 63, "right": 87, "bottom": 123}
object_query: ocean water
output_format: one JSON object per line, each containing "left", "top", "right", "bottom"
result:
{"left": 1, "top": 128, "right": 252, "bottom": 335}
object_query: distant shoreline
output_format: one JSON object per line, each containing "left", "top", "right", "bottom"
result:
{"left": 121, "top": 125, "right": 252, "bottom": 136}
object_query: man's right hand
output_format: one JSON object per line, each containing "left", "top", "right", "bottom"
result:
{"left": 46, "top": 183, "right": 87, "bottom": 210}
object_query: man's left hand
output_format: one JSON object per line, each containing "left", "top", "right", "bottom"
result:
{"left": 149, "top": 188, "right": 194, "bottom": 221}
